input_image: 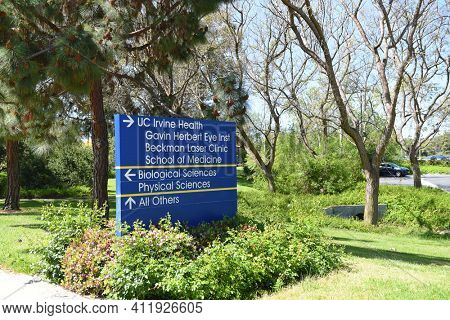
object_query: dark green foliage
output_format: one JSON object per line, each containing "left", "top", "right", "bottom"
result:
{"left": 48, "top": 28, "right": 104, "bottom": 94}
{"left": 19, "top": 144, "right": 57, "bottom": 189}
{"left": 38, "top": 203, "right": 104, "bottom": 283}
{"left": 163, "top": 239, "right": 263, "bottom": 299}
{"left": 61, "top": 215, "right": 342, "bottom": 300}
{"left": 20, "top": 185, "right": 89, "bottom": 199}
{"left": 52, "top": 209, "right": 343, "bottom": 300}
{"left": 62, "top": 223, "right": 116, "bottom": 297}
{"left": 105, "top": 0, "right": 232, "bottom": 71}
{"left": 47, "top": 142, "right": 93, "bottom": 187}
{"left": 108, "top": 135, "right": 115, "bottom": 178}
{"left": 0, "top": 140, "right": 5, "bottom": 163}
{"left": 0, "top": 171, "right": 6, "bottom": 197}
{"left": 12, "top": 142, "right": 93, "bottom": 190}
{"left": 293, "top": 156, "right": 363, "bottom": 194}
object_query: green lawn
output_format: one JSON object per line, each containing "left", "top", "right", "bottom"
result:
{"left": 264, "top": 228, "right": 450, "bottom": 299}
{"left": 420, "top": 165, "right": 450, "bottom": 174}
{"left": 0, "top": 197, "right": 117, "bottom": 274}
{"left": 0, "top": 201, "right": 47, "bottom": 274}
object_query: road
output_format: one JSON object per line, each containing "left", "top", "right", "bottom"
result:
{"left": 380, "top": 174, "right": 450, "bottom": 192}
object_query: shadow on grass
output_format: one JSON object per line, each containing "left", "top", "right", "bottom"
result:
{"left": 332, "top": 236, "right": 375, "bottom": 243}
{"left": 0, "top": 211, "right": 41, "bottom": 216}
{"left": 237, "top": 176, "right": 254, "bottom": 188}
{"left": 10, "top": 223, "right": 46, "bottom": 230}
{"left": 344, "top": 244, "right": 450, "bottom": 266}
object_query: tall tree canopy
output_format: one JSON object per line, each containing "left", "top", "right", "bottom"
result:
{"left": 0, "top": 0, "right": 230, "bottom": 216}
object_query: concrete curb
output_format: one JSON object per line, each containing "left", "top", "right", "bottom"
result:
{"left": 0, "top": 269, "right": 85, "bottom": 300}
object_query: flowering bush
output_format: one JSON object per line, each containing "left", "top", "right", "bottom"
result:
{"left": 59, "top": 215, "right": 343, "bottom": 299}
{"left": 38, "top": 203, "right": 104, "bottom": 283}
{"left": 62, "top": 223, "right": 115, "bottom": 296}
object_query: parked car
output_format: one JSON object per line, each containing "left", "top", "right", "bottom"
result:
{"left": 429, "top": 155, "right": 449, "bottom": 161}
{"left": 422, "top": 155, "right": 450, "bottom": 161}
{"left": 379, "top": 162, "right": 409, "bottom": 177}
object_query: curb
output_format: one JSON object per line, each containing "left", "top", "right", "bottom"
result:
{"left": 421, "top": 179, "right": 449, "bottom": 192}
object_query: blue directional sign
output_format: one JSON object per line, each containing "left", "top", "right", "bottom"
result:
{"left": 114, "top": 114, "right": 237, "bottom": 231}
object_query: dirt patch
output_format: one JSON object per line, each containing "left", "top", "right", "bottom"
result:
{"left": 0, "top": 210, "right": 22, "bottom": 214}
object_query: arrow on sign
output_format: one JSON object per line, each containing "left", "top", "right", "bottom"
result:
{"left": 125, "top": 197, "right": 136, "bottom": 210}
{"left": 124, "top": 169, "right": 136, "bottom": 182}
{"left": 123, "top": 115, "right": 134, "bottom": 128}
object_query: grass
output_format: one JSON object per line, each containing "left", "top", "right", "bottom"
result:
{"left": 0, "top": 196, "right": 117, "bottom": 274}
{"left": 420, "top": 165, "right": 450, "bottom": 174}
{"left": 395, "top": 161, "right": 450, "bottom": 174}
{"left": 264, "top": 228, "right": 450, "bottom": 299}
{"left": 0, "top": 201, "right": 47, "bottom": 274}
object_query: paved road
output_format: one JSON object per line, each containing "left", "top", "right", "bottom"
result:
{"left": 380, "top": 174, "right": 450, "bottom": 192}
{"left": 0, "top": 269, "right": 84, "bottom": 300}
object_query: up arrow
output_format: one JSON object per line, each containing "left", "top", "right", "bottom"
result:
{"left": 123, "top": 115, "right": 134, "bottom": 128}
{"left": 125, "top": 197, "right": 136, "bottom": 210}
{"left": 124, "top": 169, "right": 136, "bottom": 182}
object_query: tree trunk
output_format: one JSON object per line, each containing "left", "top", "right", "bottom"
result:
{"left": 3, "top": 140, "right": 20, "bottom": 211}
{"left": 263, "top": 168, "right": 276, "bottom": 193}
{"left": 237, "top": 127, "right": 277, "bottom": 193}
{"left": 90, "top": 79, "right": 109, "bottom": 219}
{"left": 409, "top": 151, "right": 422, "bottom": 188}
{"left": 363, "top": 167, "right": 380, "bottom": 225}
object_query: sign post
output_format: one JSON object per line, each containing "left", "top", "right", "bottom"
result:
{"left": 114, "top": 114, "right": 237, "bottom": 232}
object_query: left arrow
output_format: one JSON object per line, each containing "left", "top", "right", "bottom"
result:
{"left": 125, "top": 169, "right": 136, "bottom": 182}
{"left": 123, "top": 115, "right": 134, "bottom": 128}
{"left": 125, "top": 197, "right": 136, "bottom": 210}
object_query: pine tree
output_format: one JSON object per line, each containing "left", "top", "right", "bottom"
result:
{"left": 0, "top": 0, "right": 230, "bottom": 216}
{"left": 101, "top": 0, "right": 232, "bottom": 115}
{"left": 0, "top": 0, "right": 110, "bottom": 215}
{"left": 0, "top": 82, "right": 63, "bottom": 210}
{"left": 0, "top": 1, "right": 71, "bottom": 210}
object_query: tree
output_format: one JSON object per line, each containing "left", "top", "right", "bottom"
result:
{"left": 194, "top": 1, "right": 289, "bottom": 192}
{"left": 279, "top": 0, "right": 428, "bottom": 224}
{"left": 0, "top": 0, "right": 110, "bottom": 216}
{"left": 421, "top": 131, "right": 450, "bottom": 155}
{"left": 0, "top": 87, "right": 63, "bottom": 210}
{"left": 101, "top": 0, "right": 232, "bottom": 117}
{"left": 1, "top": 1, "right": 231, "bottom": 217}
{"left": 0, "top": 1, "right": 67, "bottom": 210}
{"left": 395, "top": 2, "right": 449, "bottom": 187}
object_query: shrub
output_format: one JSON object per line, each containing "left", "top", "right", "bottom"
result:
{"left": 380, "top": 186, "right": 450, "bottom": 232}
{"left": 19, "top": 143, "right": 58, "bottom": 189}
{"left": 48, "top": 142, "right": 93, "bottom": 187}
{"left": 38, "top": 203, "right": 104, "bottom": 283}
{"left": 62, "top": 223, "right": 116, "bottom": 296}
{"left": 295, "top": 156, "right": 363, "bottom": 194}
{"left": 238, "top": 184, "right": 450, "bottom": 233}
{"left": 59, "top": 213, "right": 343, "bottom": 300}
{"left": 20, "top": 186, "right": 90, "bottom": 199}
{"left": 162, "top": 224, "right": 343, "bottom": 299}
{"left": 0, "top": 172, "right": 6, "bottom": 198}
{"left": 102, "top": 218, "right": 197, "bottom": 299}
{"left": 189, "top": 217, "right": 259, "bottom": 249}
{"left": 163, "top": 239, "right": 263, "bottom": 299}
{"left": 249, "top": 134, "right": 363, "bottom": 194}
